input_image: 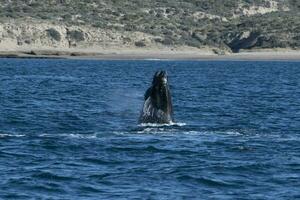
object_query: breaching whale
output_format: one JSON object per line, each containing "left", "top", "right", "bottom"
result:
{"left": 139, "top": 70, "right": 173, "bottom": 124}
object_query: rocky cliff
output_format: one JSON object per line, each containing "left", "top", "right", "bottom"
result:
{"left": 0, "top": 0, "right": 299, "bottom": 53}
{"left": 0, "top": 19, "right": 162, "bottom": 52}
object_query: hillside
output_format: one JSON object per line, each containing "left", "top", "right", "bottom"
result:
{"left": 0, "top": 0, "right": 300, "bottom": 54}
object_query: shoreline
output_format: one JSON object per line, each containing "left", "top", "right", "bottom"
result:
{"left": 1, "top": 49, "right": 300, "bottom": 61}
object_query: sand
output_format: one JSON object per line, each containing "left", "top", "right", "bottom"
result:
{"left": 0, "top": 47, "right": 300, "bottom": 61}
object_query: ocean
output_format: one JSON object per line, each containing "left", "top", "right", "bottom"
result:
{"left": 0, "top": 59, "right": 299, "bottom": 199}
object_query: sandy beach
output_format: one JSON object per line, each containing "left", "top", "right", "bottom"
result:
{"left": 1, "top": 48, "right": 300, "bottom": 61}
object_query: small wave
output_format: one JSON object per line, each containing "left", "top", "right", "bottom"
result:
{"left": 223, "top": 131, "right": 242, "bottom": 136}
{"left": 182, "top": 131, "right": 206, "bottom": 135}
{"left": 62, "top": 133, "right": 98, "bottom": 139}
{"left": 183, "top": 130, "right": 243, "bottom": 136}
{"left": 0, "top": 133, "right": 25, "bottom": 138}
{"left": 177, "top": 175, "right": 234, "bottom": 187}
{"left": 77, "top": 185, "right": 103, "bottom": 193}
{"left": 1, "top": 194, "right": 31, "bottom": 199}
{"left": 82, "top": 157, "right": 122, "bottom": 165}
{"left": 38, "top": 133, "right": 98, "bottom": 139}
{"left": 29, "top": 184, "right": 66, "bottom": 193}
{"left": 112, "top": 131, "right": 129, "bottom": 136}
{"left": 132, "top": 129, "right": 243, "bottom": 136}
{"left": 32, "top": 171, "right": 76, "bottom": 181}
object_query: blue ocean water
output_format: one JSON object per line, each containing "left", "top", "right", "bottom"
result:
{"left": 0, "top": 59, "right": 299, "bottom": 199}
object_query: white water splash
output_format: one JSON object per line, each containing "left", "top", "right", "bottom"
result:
{"left": 138, "top": 122, "right": 186, "bottom": 127}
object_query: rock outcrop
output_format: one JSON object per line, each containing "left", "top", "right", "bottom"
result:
{"left": 226, "top": 31, "right": 261, "bottom": 53}
{"left": 0, "top": 19, "right": 158, "bottom": 51}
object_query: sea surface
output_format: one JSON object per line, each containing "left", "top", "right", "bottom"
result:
{"left": 0, "top": 59, "right": 299, "bottom": 199}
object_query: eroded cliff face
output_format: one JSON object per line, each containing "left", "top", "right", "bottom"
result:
{"left": 0, "top": 19, "right": 158, "bottom": 51}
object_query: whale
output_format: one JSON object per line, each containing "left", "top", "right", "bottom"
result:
{"left": 139, "top": 70, "right": 173, "bottom": 124}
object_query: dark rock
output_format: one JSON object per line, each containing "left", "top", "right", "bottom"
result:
{"left": 135, "top": 41, "right": 146, "bottom": 47}
{"left": 227, "top": 31, "right": 261, "bottom": 53}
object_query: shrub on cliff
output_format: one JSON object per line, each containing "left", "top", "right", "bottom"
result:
{"left": 46, "top": 28, "right": 61, "bottom": 41}
{"left": 67, "top": 30, "right": 84, "bottom": 42}
{"left": 135, "top": 41, "right": 146, "bottom": 47}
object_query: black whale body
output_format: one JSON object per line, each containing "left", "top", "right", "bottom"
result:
{"left": 139, "top": 71, "right": 173, "bottom": 124}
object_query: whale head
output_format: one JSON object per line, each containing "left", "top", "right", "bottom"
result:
{"left": 152, "top": 70, "right": 168, "bottom": 86}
